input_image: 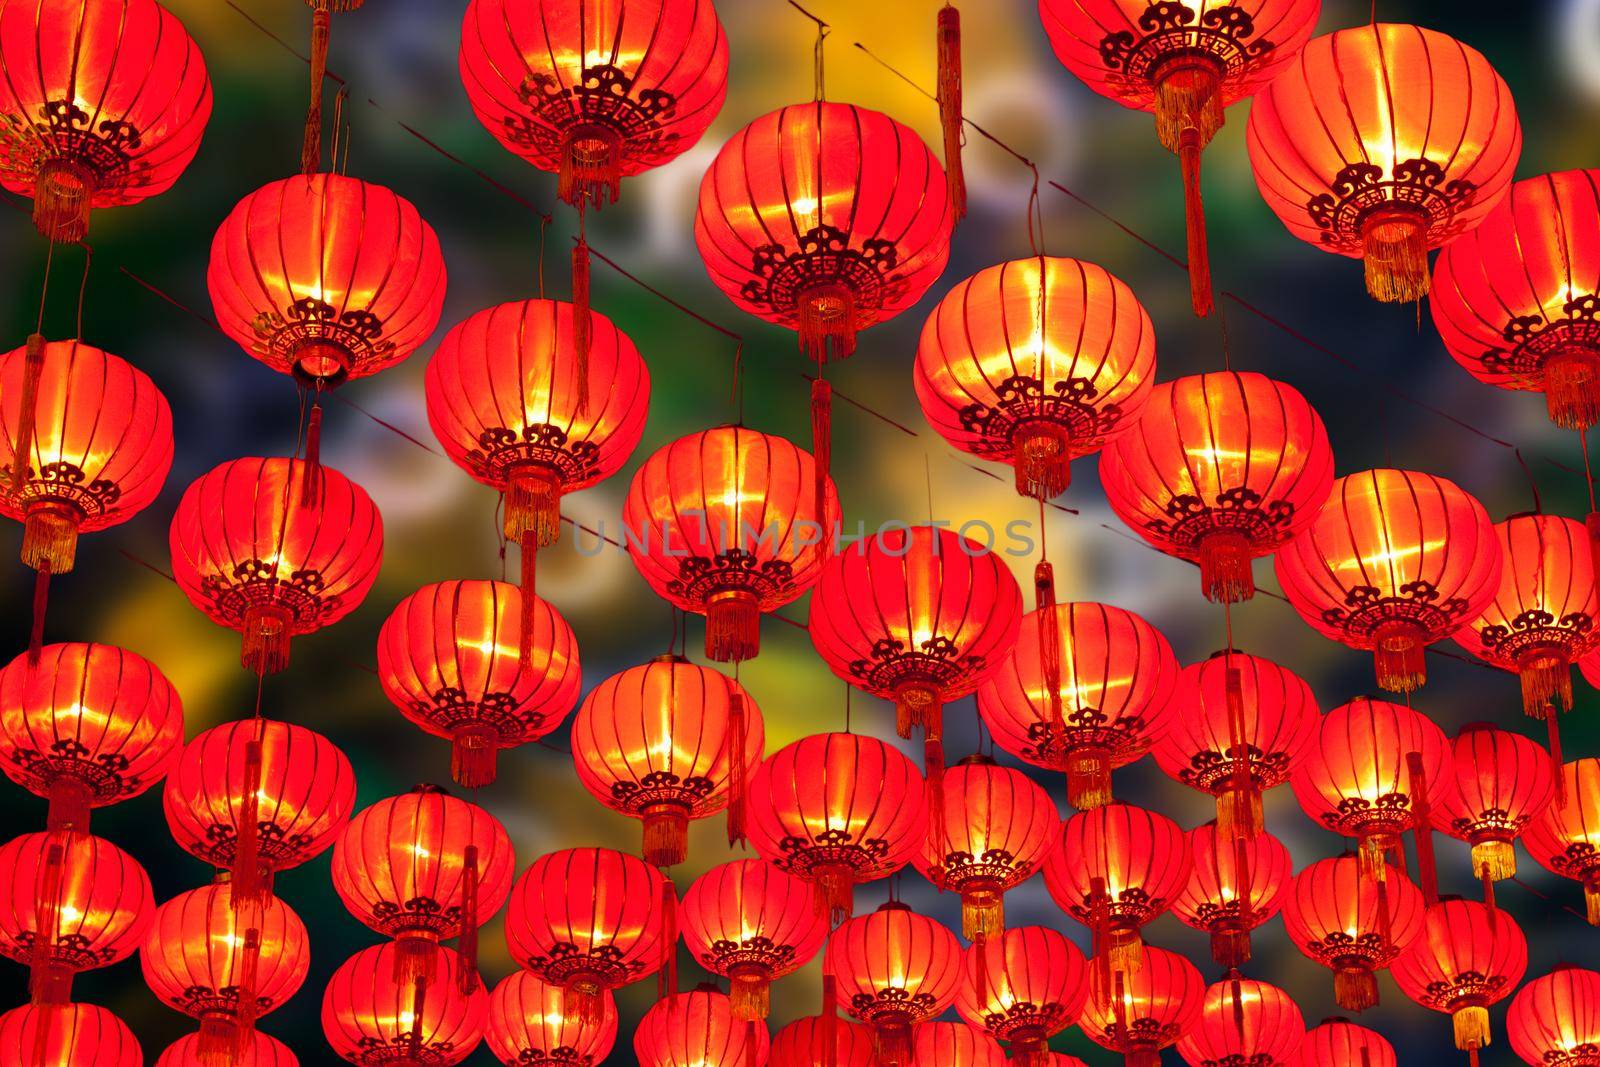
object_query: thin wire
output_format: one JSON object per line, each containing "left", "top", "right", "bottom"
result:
{"left": 1217, "top": 295, "right": 1232, "bottom": 372}
{"left": 730, "top": 341, "right": 745, "bottom": 424}
{"left": 787, "top": 0, "right": 830, "bottom": 99}
{"left": 36, "top": 240, "right": 55, "bottom": 334}
{"left": 1581, "top": 429, "right": 1597, "bottom": 513}
{"left": 537, "top": 213, "right": 548, "bottom": 299}
{"left": 74, "top": 245, "right": 92, "bottom": 340}
{"left": 1514, "top": 448, "right": 1544, "bottom": 513}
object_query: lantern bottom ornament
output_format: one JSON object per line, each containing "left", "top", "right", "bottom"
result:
{"left": 1013, "top": 420, "right": 1072, "bottom": 502}
{"left": 503, "top": 464, "right": 564, "bottom": 549}
{"left": 20, "top": 501, "right": 83, "bottom": 575}
{"left": 32, "top": 159, "right": 96, "bottom": 245}
{"left": 1544, "top": 346, "right": 1600, "bottom": 430}
{"left": 1361, "top": 206, "right": 1431, "bottom": 304}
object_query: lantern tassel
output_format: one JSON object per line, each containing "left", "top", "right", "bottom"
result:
{"left": 1372, "top": 620, "right": 1427, "bottom": 692}
{"left": 1198, "top": 530, "right": 1253, "bottom": 603}
{"left": 812, "top": 377, "right": 832, "bottom": 537}
{"left": 1361, "top": 208, "right": 1430, "bottom": 304}
{"left": 1066, "top": 746, "right": 1112, "bottom": 809}
{"left": 241, "top": 604, "right": 292, "bottom": 675}
{"left": 300, "top": 403, "right": 322, "bottom": 508}
{"left": 1014, "top": 422, "right": 1071, "bottom": 500}
{"left": 1106, "top": 927, "right": 1143, "bottom": 973}
{"left": 9, "top": 333, "right": 44, "bottom": 501}
{"left": 1452, "top": 1006, "right": 1489, "bottom": 1051}
{"left": 562, "top": 975, "right": 604, "bottom": 1026}
{"left": 43, "top": 778, "right": 90, "bottom": 834}
{"left": 27, "top": 568, "right": 49, "bottom": 667}
{"left": 33, "top": 162, "right": 94, "bottom": 243}
{"left": 1127, "top": 1050, "right": 1160, "bottom": 1067}
{"left": 813, "top": 864, "right": 853, "bottom": 923}
{"left": 1519, "top": 650, "right": 1573, "bottom": 716}
{"left": 1546, "top": 350, "right": 1600, "bottom": 430}
{"left": 924, "top": 737, "right": 947, "bottom": 861}
{"left": 1585, "top": 880, "right": 1600, "bottom": 925}
{"left": 726, "top": 692, "right": 749, "bottom": 847}
{"left": 962, "top": 886, "right": 1003, "bottom": 944}
{"left": 504, "top": 466, "right": 562, "bottom": 548}
{"left": 873, "top": 1019, "right": 912, "bottom": 1067}
{"left": 302, "top": 0, "right": 332, "bottom": 175}
{"left": 1012, "top": 1035, "right": 1048, "bottom": 1067}
{"left": 642, "top": 805, "right": 689, "bottom": 868}
{"left": 706, "top": 590, "right": 760, "bottom": 663}
{"left": 1210, "top": 925, "right": 1251, "bottom": 968}
{"left": 451, "top": 725, "right": 498, "bottom": 788}
{"left": 21, "top": 507, "right": 78, "bottom": 576}
{"left": 231, "top": 739, "right": 265, "bottom": 909}
{"left": 28, "top": 838, "right": 69, "bottom": 1005}
{"left": 729, "top": 967, "right": 768, "bottom": 1021}
{"left": 1177, "top": 126, "right": 1213, "bottom": 318}
{"left": 559, "top": 127, "right": 621, "bottom": 208}
{"left": 1216, "top": 784, "right": 1263, "bottom": 841}
{"left": 1335, "top": 965, "right": 1379, "bottom": 1012}
{"left": 657, "top": 879, "right": 678, "bottom": 1000}
{"left": 1407, "top": 751, "right": 1440, "bottom": 906}
{"left": 935, "top": 4, "right": 965, "bottom": 222}
{"left": 392, "top": 935, "right": 439, "bottom": 987}
{"left": 572, "top": 234, "right": 591, "bottom": 416}
{"left": 519, "top": 532, "right": 538, "bottom": 671}
{"left": 195, "top": 1015, "right": 240, "bottom": 1067}
{"left": 458, "top": 844, "right": 480, "bottom": 994}
{"left": 1472, "top": 839, "right": 1515, "bottom": 882}
{"left": 798, "top": 286, "right": 857, "bottom": 363}
{"left": 1035, "top": 562, "right": 1066, "bottom": 731}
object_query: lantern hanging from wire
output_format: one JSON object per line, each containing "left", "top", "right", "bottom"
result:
{"left": 322, "top": 942, "right": 488, "bottom": 1067}
{"left": 634, "top": 988, "right": 768, "bottom": 1067}
{"left": 1275, "top": 468, "right": 1502, "bottom": 692}
{"left": 295, "top": 0, "right": 362, "bottom": 174}
{"left": 1282, "top": 855, "right": 1425, "bottom": 1012}
{"left": 1432, "top": 723, "right": 1554, "bottom": 885}
{"left": 1524, "top": 758, "right": 1600, "bottom": 924}
{"left": 770, "top": 1015, "right": 876, "bottom": 1067}
{"left": 913, "top": 1022, "right": 1006, "bottom": 1067}
{"left": 1079, "top": 944, "right": 1205, "bottom": 1067}
{"left": 1101, "top": 371, "right": 1335, "bottom": 601}
{"left": 1393, "top": 898, "right": 1528, "bottom": 1057}
{"left": 1507, "top": 966, "right": 1600, "bottom": 1067}
{"left": 486, "top": 970, "right": 618, "bottom": 1067}
{"left": 825, "top": 901, "right": 963, "bottom": 1067}
{"left": 1246, "top": 23, "right": 1521, "bottom": 303}
{"left": 1176, "top": 973, "right": 1306, "bottom": 1067}
{"left": 0, "top": 1001, "right": 141, "bottom": 1067}
{"left": 914, "top": 256, "right": 1157, "bottom": 500}
{"left": 952, "top": 925, "right": 1089, "bottom": 1067}
{"left": 156, "top": 1029, "right": 299, "bottom": 1067}
{"left": 1171, "top": 823, "right": 1291, "bottom": 969}
{"left": 1288, "top": 1020, "right": 1396, "bottom": 1067}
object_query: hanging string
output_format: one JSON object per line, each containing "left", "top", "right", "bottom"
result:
{"left": 74, "top": 244, "right": 91, "bottom": 340}
{"left": 731, "top": 341, "right": 745, "bottom": 424}
{"left": 1218, "top": 296, "right": 1232, "bottom": 372}
{"left": 537, "top": 213, "right": 549, "bottom": 298}
{"left": 1582, "top": 430, "right": 1598, "bottom": 514}
{"left": 844, "top": 682, "right": 853, "bottom": 735}
{"left": 1514, "top": 448, "right": 1544, "bottom": 513}
{"left": 787, "top": 1, "right": 830, "bottom": 100}
{"left": 36, "top": 239, "right": 55, "bottom": 334}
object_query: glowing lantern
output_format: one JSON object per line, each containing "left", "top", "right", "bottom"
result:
{"left": 770, "top": 1016, "right": 875, "bottom": 1067}
{"left": 1176, "top": 974, "right": 1306, "bottom": 1067}
{"left": 1288, "top": 1021, "right": 1396, "bottom": 1067}
{"left": 156, "top": 1030, "right": 298, "bottom": 1067}
{"left": 1246, "top": 23, "right": 1521, "bottom": 303}
{"left": 824, "top": 902, "right": 963, "bottom": 1066}
{"left": 952, "top": 925, "right": 1089, "bottom": 1065}
{"left": 1433, "top": 724, "right": 1554, "bottom": 884}
{"left": 913, "top": 1022, "right": 1006, "bottom": 1067}
{"left": 913, "top": 256, "right": 1157, "bottom": 499}
{"left": 486, "top": 970, "right": 618, "bottom": 1067}
{"left": 1524, "top": 758, "right": 1600, "bottom": 924}
{"left": 1079, "top": 944, "right": 1205, "bottom": 1067}
{"left": 634, "top": 988, "right": 767, "bottom": 1067}
{"left": 0, "top": 1002, "right": 140, "bottom": 1067}
{"left": 1392, "top": 898, "right": 1528, "bottom": 1054}
{"left": 1172, "top": 824, "right": 1292, "bottom": 968}
{"left": 1507, "top": 966, "right": 1600, "bottom": 1067}
{"left": 322, "top": 942, "right": 488, "bottom": 1067}
{"left": 1282, "top": 856, "right": 1425, "bottom": 1011}
{"left": 1100, "top": 372, "right": 1334, "bottom": 601}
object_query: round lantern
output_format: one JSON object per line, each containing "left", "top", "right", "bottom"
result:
{"left": 156, "top": 1030, "right": 298, "bottom": 1067}
{"left": 913, "top": 1022, "right": 1006, "bottom": 1067}
{"left": 1154, "top": 649, "right": 1320, "bottom": 837}
{"left": 1393, "top": 898, "right": 1528, "bottom": 1053}
{"left": 913, "top": 256, "right": 1157, "bottom": 499}
{"left": 1508, "top": 966, "right": 1600, "bottom": 1067}
{"left": 1246, "top": 23, "right": 1521, "bottom": 303}
{"left": 571, "top": 656, "right": 765, "bottom": 867}
{"left": 953, "top": 925, "right": 1089, "bottom": 1065}
{"left": 977, "top": 601, "right": 1179, "bottom": 809}
{"left": 425, "top": 299, "right": 650, "bottom": 547}
{"left": 745, "top": 733, "right": 927, "bottom": 921}
{"left": 680, "top": 859, "right": 827, "bottom": 1021}
{"left": 1176, "top": 974, "right": 1306, "bottom": 1067}
{"left": 1043, "top": 801, "right": 1190, "bottom": 968}
{"left": 169, "top": 456, "right": 384, "bottom": 674}
{"left": 696, "top": 101, "right": 952, "bottom": 361}
{"left": 824, "top": 902, "right": 963, "bottom": 1066}
{"left": 1172, "top": 823, "right": 1292, "bottom": 968}
{"left": 1101, "top": 371, "right": 1334, "bottom": 601}
{"left": 1289, "top": 1021, "right": 1396, "bottom": 1067}
{"left": 208, "top": 173, "right": 446, "bottom": 387}
{"left": 634, "top": 988, "right": 767, "bottom": 1067}
{"left": 1079, "top": 944, "right": 1205, "bottom": 1066}
{"left": 377, "top": 579, "right": 581, "bottom": 787}
{"left": 504, "top": 847, "right": 668, "bottom": 1021}
{"left": 912, "top": 757, "right": 1058, "bottom": 941}
{"left": 808, "top": 525, "right": 1023, "bottom": 740}
{"left": 1432, "top": 169, "right": 1600, "bottom": 430}
{"left": 1524, "top": 758, "right": 1600, "bottom": 923}
{"left": 0, "top": 641, "right": 183, "bottom": 832}
{"left": 322, "top": 942, "right": 488, "bottom": 1067}
{"left": 460, "top": 0, "right": 728, "bottom": 207}
{"left": 0, "top": 829, "right": 152, "bottom": 1003}
{"left": 487, "top": 970, "right": 618, "bottom": 1067}
{"left": 1433, "top": 723, "right": 1554, "bottom": 883}
{"left": 1275, "top": 468, "right": 1501, "bottom": 692}
{"left": 0, "top": 0, "right": 211, "bottom": 242}
{"left": 0, "top": 1002, "right": 140, "bottom": 1067}
{"left": 623, "top": 426, "right": 837, "bottom": 663}
{"left": 1283, "top": 855, "right": 1425, "bottom": 1011}
{"left": 770, "top": 1015, "right": 876, "bottom": 1067}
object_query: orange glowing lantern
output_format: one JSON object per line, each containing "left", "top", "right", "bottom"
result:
{"left": 913, "top": 1022, "right": 1006, "bottom": 1067}
{"left": 1433, "top": 723, "right": 1554, "bottom": 884}
{"left": 770, "top": 1015, "right": 875, "bottom": 1067}
{"left": 825, "top": 902, "right": 963, "bottom": 1066}
{"left": 1172, "top": 824, "right": 1291, "bottom": 968}
{"left": 1079, "top": 944, "right": 1205, "bottom": 1066}
{"left": 1392, "top": 898, "right": 1527, "bottom": 1055}
{"left": 1176, "top": 973, "right": 1306, "bottom": 1067}
{"left": 0, "top": 1002, "right": 141, "bottom": 1067}
{"left": 1289, "top": 1020, "right": 1396, "bottom": 1067}
{"left": 1283, "top": 855, "right": 1425, "bottom": 1012}
{"left": 486, "top": 970, "right": 618, "bottom": 1067}
{"left": 1524, "top": 758, "right": 1600, "bottom": 924}
{"left": 156, "top": 1030, "right": 298, "bottom": 1067}
{"left": 322, "top": 942, "right": 488, "bottom": 1067}
{"left": 1508, "top": 966, "right": 1600, "bottom": 1067}
{"left": 952, "top": 925, "right": 1089, "bottom": 1066}
{"left": 633, "top": 988, "right": 767, "bottom": 1067}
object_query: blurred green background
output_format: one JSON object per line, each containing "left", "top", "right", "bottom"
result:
{"left": 4, "top": 0, "right": 1600, "bottom": 1062}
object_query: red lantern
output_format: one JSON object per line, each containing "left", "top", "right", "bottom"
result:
{"left": 824, "top": 902, "right": 963, "bottom": 1066}
{"left": 623, "top": 426, "right": 836, "bottom": 663}
{"left": 952, "top": 925, "right": 1089, "bottom": 1065}
{"left": 486, "top": 970, "right": 618, "bottom": 1067}
{"left": 322, "top": 943, "right": 488, "bottom": 1067}
{"left": 1172, "top": 824, "right": 1291, "bottom": 968}
{"left": 156, "top": 1030, "right": 298, "bottom": 1067}
{"left": 770, "top": 1015, "right": 875, "bottom": 1067}
{"left": 1275, "top": 468, "right": 1502, "bottom": 692}
{"left": 680, "top": 859, "right": 827, "bottom": 1021}
{"left": 1507, "top": 966, "right": 1600, "bottom": 1067}
{"left": 0, "top": 1002, "right": 140, "bottom": 1067}
{"left": 0, "top": 0, "right": 211, "bottom": 242}
{"left": 1037, "top": 0, "right": 1320, "bottom": 314}
{"left": 1288, "top": 1021, "right": 1396, "bottom": 1067}
{"left": 377, "top": 579, "right": 581, "bottom": 787}
{"left": 0, "top": 829, "right": 152, "bottom": 1003}
{"left": 1393, "top": 898, "right": 1528, "bottom": 1053}
{"left": 634, "top": 988, "right": 767, "bottom": 1067}
{"left": 913, "top": 1022, "right": 1005, "bottom": 1067}
{"left": 745, "top": 733, "right": 927, "bottom": 922}
{"left": 1100, "top": 372, "right": 1334, "bottom": 601}
{"left": 1282, "top": 855, "right": 1425, "bottom": 1012}
{"left": 1246, "top": 23, "right": 1521, "bottom": 303}
{"left": 977, "top": 601, "right": 1179, "bottom": 809}
{"left": 571, "top": 656, "right": 765, "bottom": 867}
{"left": 1079, "top": 944, "right": 1205, "bottom": 1067}
{"left": 169, "top": 457, "right": 384, "bottom": 674}
{"left": 459, "top": 0, "right": 728, "bottom": 207}
{"left": 1176, "top": 973, "right": 1306, "bottom": 1067}
{"left": 1433, "top": 723, "right": 1554, "bottom": 884}
{"left": 0, "top": 642, "right": 183, "bottom": 832}
{"left": 913, "top": 256, "right": 1157, "bottom": 499}
{"left": 695, "top": 101, "right": 952, "bottom": 361}
{"left": 1154, "top": 650, "right": 1320, "bottom": 838}
{"left": 912, "top": 757, "right": 1057, "bottom": 941}
{"left": 1524, "top": 758, "right": 1600, "bottom": 923}
{"left": 208, "top": 174, "right": 446, "bottom": 388}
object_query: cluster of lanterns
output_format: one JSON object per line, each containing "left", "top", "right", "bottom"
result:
{"left": 0, "top": 0, "right": 1598, "bottom": 1065}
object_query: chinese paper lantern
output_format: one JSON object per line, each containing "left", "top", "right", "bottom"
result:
{"left": 376, "top": 579, "right": 581, "bottom": 787}
{"left": 169, "top": 457, "right": 384, "bottom": 674}
{"left": 1288, "top": 1020, "right": 1396, "bottom": 1067}
{"left": 1172, "top": 824, "right": 1291, "bottom": 968}
{"left": 0, "top": 0, "right": 211, "bottom": 242}
{"left": 1433, "top": 724, "right": 1554, "bottom": 884}
{"left": 486, "top": 970, "right": 618, "bottom": 1067}
{"left": 157, "top": 1031, "right": 298, "bottom": 1067}
{"left": 1246, "top": 23, "right": 1521, "bottom": 303}
{"left": 623, "top": 426, "right": 836, "bottom": 663}
{"left": 0, "top": 642, "right": 183, "bottom": 832}
{"left": 770, "top": 1015, "right": 875, "bottom": 1067}
{"left": 912, "top": 757, "right": 1057, "bottom": 941}
{"left": 1154, "top": 650, "right": 1320, "bottom": 838}
{"left": 824, "top": 902, "right": 963, "bottom": 1066}
{"left": 913, "top": 1022, "right": 1005, "bottom": 1067}
{"left": 208, "top": 174, "right": 446, "bottom": 388}
{"left": 322, "top": 942, "right": 488, "bottom": 1067}
{"left": 1392, "top": 898, "right": 1528, "bottom": 1054}
{"left": 1275, "top": 468, "right": 1501, "bottom": 691}
{"left": 977, "top": 601, "right": 1179, "bottom": 809}
{"left": 460, "top": 0, "right": 728, "bottom": 207}
{"left": 680, "top": 859, "right": 826, "bottom": 1021}
{"left": 1507, "top": 966, "right": 1600, "bottom": 1067}
{"left": 913, "top": 256, "right": 1157, "bottom": 499}
{"left": 1282, "top": 856, "right": 1425, "bottom": 1011}
{"left": 1176, "top": 974, "right": 1306, "bottom": 1067}
{"left": 1524, "top": 758, "right": 1600, "bottom": 923}
{"left": 634, "top": 988, "right": 767, "bottom": 1067}
{"left": 1043, "top": 802, "right": 1190, "bottom": 969}
{"left": 953, "top": 925, "right": 1089, "bottom": 1066}
{"left": 0, "top": 1002, "right": 140, "bottom": 1067}
{"left": 744, "top": 733, "right": 927, "bottom": 922}
{"left": 571, "top": 657, "right": 765, "bottom": 868}
{"left": 0, "top": 829, "right": 152, "bottom": 1003}
{"left": 695, "top": 101, "right": 952, "bottom": 362}
{"left": 1038, "top": 0, "right": 1320, "bottom": 314}
{"left": 504, "top": 847, "right": 668, "bottom": 1022}
{"left": 1078, "top": 944, "right": 1205, "bottom": 1067}
{"left": 1100, "top": 372, "right": 1334, "bottom": 601}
